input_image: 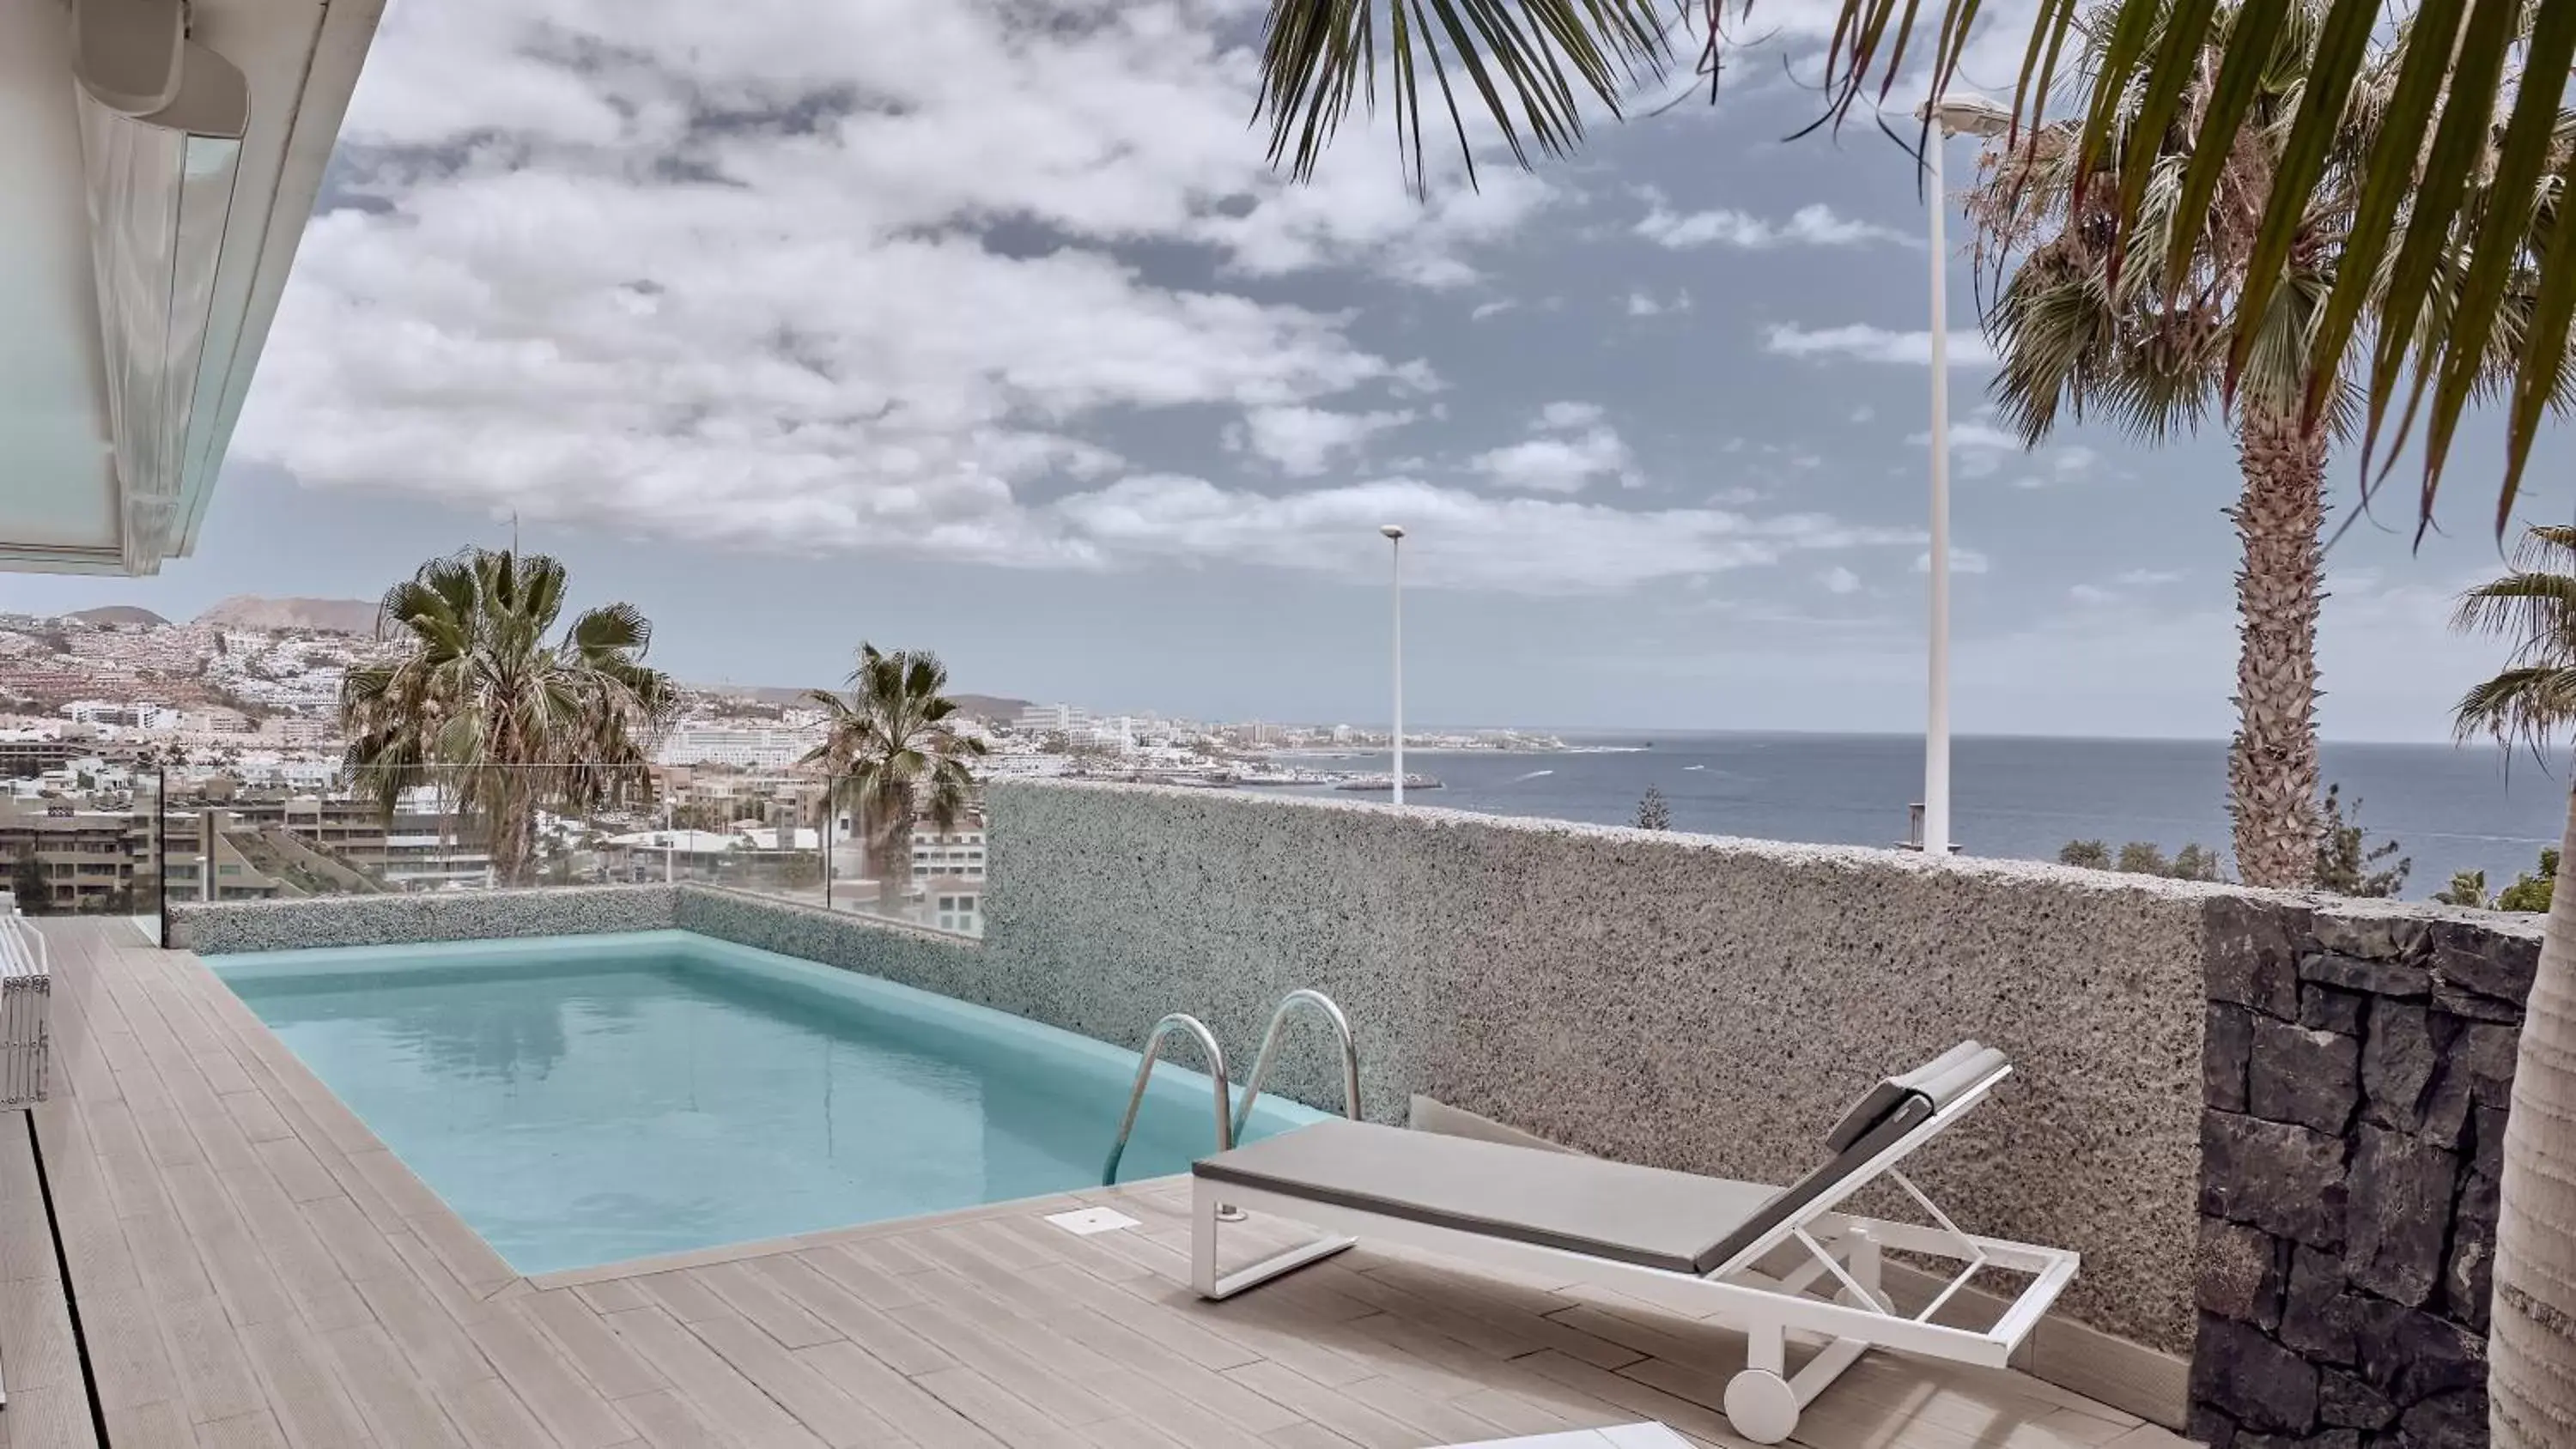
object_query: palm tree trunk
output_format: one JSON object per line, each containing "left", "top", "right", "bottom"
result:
{"left": 2492, "top": 788, "right": 2576, "bottom": 1446}
{"left": 2226, "top": 410, "right": 2325, "bottom": 888}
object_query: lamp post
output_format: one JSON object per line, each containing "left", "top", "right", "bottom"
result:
{"left": 1380, "top": 524, "right": 1406, "bottom": 805}
{"left": 1913, "top": 92, "right": 2012, "bottom": 856}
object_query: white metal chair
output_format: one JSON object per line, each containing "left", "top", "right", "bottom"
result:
{"left": 1189, "top": 1042, "right": 2078, "bottom": 1445}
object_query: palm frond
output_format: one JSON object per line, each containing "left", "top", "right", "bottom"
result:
{"left": 2453, "top": 524, "right": 2576, "bottom": 752}
{"left": 339, "top": 547, "right": 673, "bottom": 882}
{"left": 1255, "top": 0, "right": 1674, "bottom": 195}
{"left": 1254, "top": 0, "right": 2575, "bottom": 532}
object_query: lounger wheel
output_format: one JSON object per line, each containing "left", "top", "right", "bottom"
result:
{"left": 1723, "top": 1367, "right": 1799, "bottom": 1444}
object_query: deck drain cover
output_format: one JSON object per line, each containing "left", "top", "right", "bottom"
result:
{"left": 1043, "top": 1207, "right": 1141, "bottom": 1236}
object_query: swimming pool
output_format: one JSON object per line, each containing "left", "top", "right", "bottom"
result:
{"left": 214, "top": 931, "right": 1322, "bottom": 1275}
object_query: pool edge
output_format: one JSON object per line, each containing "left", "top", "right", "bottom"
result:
{"left": 521, "top": 1173, "right": 1197, "bottom": 1289}
{"left": 208, "top": 927, "right": 1326, "bottom": 1279}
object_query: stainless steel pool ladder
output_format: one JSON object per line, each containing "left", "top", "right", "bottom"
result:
{"left": 1102, "top": 1014, "right": 1231, "bottom": 1186}
{"left": 1100, "top": 990, "right": 1362, "bottom": 1189}
{"left": 1231, "top": 988, "right": 1360, "bottom": 1139}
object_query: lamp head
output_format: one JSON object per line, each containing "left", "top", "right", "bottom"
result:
{"left": 1379, "top": 524, "right": 1406, "bottom": 541}
{"left": 1915, "top": 92, "right": 2013, "bottom": 139}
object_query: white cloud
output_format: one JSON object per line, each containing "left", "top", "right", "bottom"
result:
{"left": 1470, "top": 300, "right": 1517, "bottom": 321}
{"left": 1228, "top": 406, "right": 1416, "bottom": 476}
{"left": 241, "top": 0, "right": 1550, "bottom": 561}
{"left": 1469, "top": 428, "right": 1640, "bottom": 494}
{"left": 2117, "top": 568, "right": 2184, "bottom": 586}
{"left": 1627, "top": 289, "right": 1693, "bottom": 317}
{"left": 1709, "top": 485, "right": 1766, "bottom": 505}
{"left": 1937, "top": 421, "right": 2027, "bottom": 452}
{"left": 1765, "top": 324, "right": 1997, "bottom": 366}
{"left": 1911, "top": 548, "right": 1991, "bottom": 575}
{"left": 1850, "top": 406, "right": 1875, "bottom": 423}
{"left": 1637, "top": 203, "right": 1910, "bottom": 250}
{"left": 1820, "top": 566, "right": 1862, "bottom": 595}
{"left": 2003, "top": 440, "right": 2102, "bottom": 489}
{"left": 2069, "top": 584, "right": 2117, "bottom": 605}
{"left": 1049, "top": 475, "right": 1920, "bottom": 592}
{"left": 1538, "top": 401, "right": 1605, "bottom": 429}
{"left": 1907, "top": 418, "right": 2030, "bottom": 479}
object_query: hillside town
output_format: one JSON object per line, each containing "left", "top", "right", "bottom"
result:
{"left": 0, "top": 602, "right": 1561, "bottom": 933}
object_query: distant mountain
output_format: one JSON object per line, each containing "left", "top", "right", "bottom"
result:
{"left": 64, "top": 606, "right": 168, "bottom": 627}
{"left": 951, "top": 694, "right": 1032, "bottom": 723}
{"left": 688, "top": 685, "right": 1030, "bottom": 721}
{"left": 196, "top": 596, "right": 380, "bottom": 637}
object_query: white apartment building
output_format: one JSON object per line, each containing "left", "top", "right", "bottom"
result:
{"left": 259, "top": 716, "right": 336, "bottom": 748}
{"left": 927, "top": 880, "right": 982, "bottom": 936}
{"left": 658, "top": 726, "right": 823, "bottom": 770}
{"left": 1014, "top": 702, "right": 1095, "bottom": 735}
{"left": 910, "top": 827, "right": 987, "bottom": 879}
{"left": 60, "top": 700, "right": 179, "bottom": 730}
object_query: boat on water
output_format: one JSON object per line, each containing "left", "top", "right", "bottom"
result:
{"left": 1334, "top": 773, "right": 1443, "bottom": 792}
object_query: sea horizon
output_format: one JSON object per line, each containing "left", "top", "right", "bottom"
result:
{"left": 1369, "top": 724, "right": 2555, "bottom": 753}
{"left": 1266, "top": 732, "right": 2567, "bottom": 897}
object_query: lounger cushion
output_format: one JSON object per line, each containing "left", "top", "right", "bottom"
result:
{"left": 1200, "top": 1042, "right": 2012, "bottom": 1278}
{"left": 1194, "top": 1119, "right": 1777, "bottom": 1275}
{"left": 1826, "top": 1040, "right": 1994, "bottom": 1152}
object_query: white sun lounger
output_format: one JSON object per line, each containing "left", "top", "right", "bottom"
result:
{"left": 1188, "top": 1041, "right": 2078, "bottom": 1445}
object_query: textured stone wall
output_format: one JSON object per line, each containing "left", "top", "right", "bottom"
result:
{"left": 2191, "top": 900, "right": 2537, "bottom": 1449}
{"left": 169, "top": 885, "right": 678, "bottom": 953}
{"left": 674, "top": 887, "right": 982, "bottom": 997}
{"left": 981, "top": 779, "right": 2212, "bottom": 1355}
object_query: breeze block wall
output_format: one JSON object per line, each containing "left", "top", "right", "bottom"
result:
{"left": 2192, "top": 900, "right": 2536, "bottom": 1449}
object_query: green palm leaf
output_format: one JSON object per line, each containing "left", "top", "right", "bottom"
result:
{"left": 340, "top": 547, "right": 672, "bottom": 884}
{"left": 798, "top": 643, "right": 989, "bottom": 913}
{"left": 1253, "top": 0, "right": 2575, "bottom": 530}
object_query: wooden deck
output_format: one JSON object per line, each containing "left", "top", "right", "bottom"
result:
{"left": 1, "top": 919, "right": 2196, "bottom": 1449}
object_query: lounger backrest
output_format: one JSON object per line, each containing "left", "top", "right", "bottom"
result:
{"left": 1823, "top": 1040, "right": 1990, "bottom": 1152}
{"left": 1694, "top": 1040, "right": 2009, "bottom": 1276}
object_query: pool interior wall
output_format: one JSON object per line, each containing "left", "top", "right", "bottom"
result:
{"left": 213, "top": 931, "right": 1321, "bottom": 1275}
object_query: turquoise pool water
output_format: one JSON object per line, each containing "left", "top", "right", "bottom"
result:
{"left": 214, "top": 931, "right": 1320, "bottom": 1275}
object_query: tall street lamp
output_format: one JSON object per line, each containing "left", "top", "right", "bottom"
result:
{"left": 1914, "top": 92, "right": 2012, "bottom": 856}
{"left": 1380, "top": 524, "right": 1406, "bottom": 805}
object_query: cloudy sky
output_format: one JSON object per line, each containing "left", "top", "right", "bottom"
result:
{"left": 10, "top": 0, "right": 2570, "bottom": 739}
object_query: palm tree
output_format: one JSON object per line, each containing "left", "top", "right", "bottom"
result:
{"left": 2451, "top": 519, "right": 2576, "bottom": 1442}
{"left": 1959, "top": 3, "right": 2359, "bottom": 884}
{"left": 340, "top": 549, "right": 675, "bottom": 885}
{"left": 799, "top": 645, "right": 987, "bottom": 912}
{"left": 2457, "top": 524, "right": 2576, "bottom": 754}
{"left": 1257, "top": 3, "right": 2576, "bottom": 1439}
{"left": 1964, "top": 4, "right": 2556, "bottom": 884}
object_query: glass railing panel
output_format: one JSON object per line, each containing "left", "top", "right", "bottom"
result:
{"left": 2, "top": 759, "right": 161, "bottom": 927}
{"left": 811, "top": 777, "right": 986, "bottom": 938}
{"left": 141, "top": 762, "right": 986, "bottom": 938}
{"left": 137, "top": 766, "right": 166, "bottom": 944}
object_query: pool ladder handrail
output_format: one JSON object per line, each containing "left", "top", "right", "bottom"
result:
{"left": 1231, "top": 988, "right": 1361, "bottom": 1139}
{"left": 1102, "top": 1014, "right": 1231, "bottom": 1186}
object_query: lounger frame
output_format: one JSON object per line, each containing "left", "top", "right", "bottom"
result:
{"left": 1190, "top": 1067, "right": 2080, "bottom": 1445}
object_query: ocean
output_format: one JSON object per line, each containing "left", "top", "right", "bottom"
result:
{"left": 1273, "top": 733, "right": 2569, "bottom": 897}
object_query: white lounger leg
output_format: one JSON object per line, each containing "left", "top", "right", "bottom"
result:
{"left": 1191, "top": 1178, "right": 1356, "bottom": 1300}
{"left": 1726, "top": 1316, "right": 1798, "bottom": 1444}
{"left": 1722, "top": 1228, "right": 1883, "bottom": 1444}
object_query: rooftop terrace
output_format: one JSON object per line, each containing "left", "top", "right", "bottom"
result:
{"left": 3, "top": 916, "right": 2190, "bottom": 1449}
